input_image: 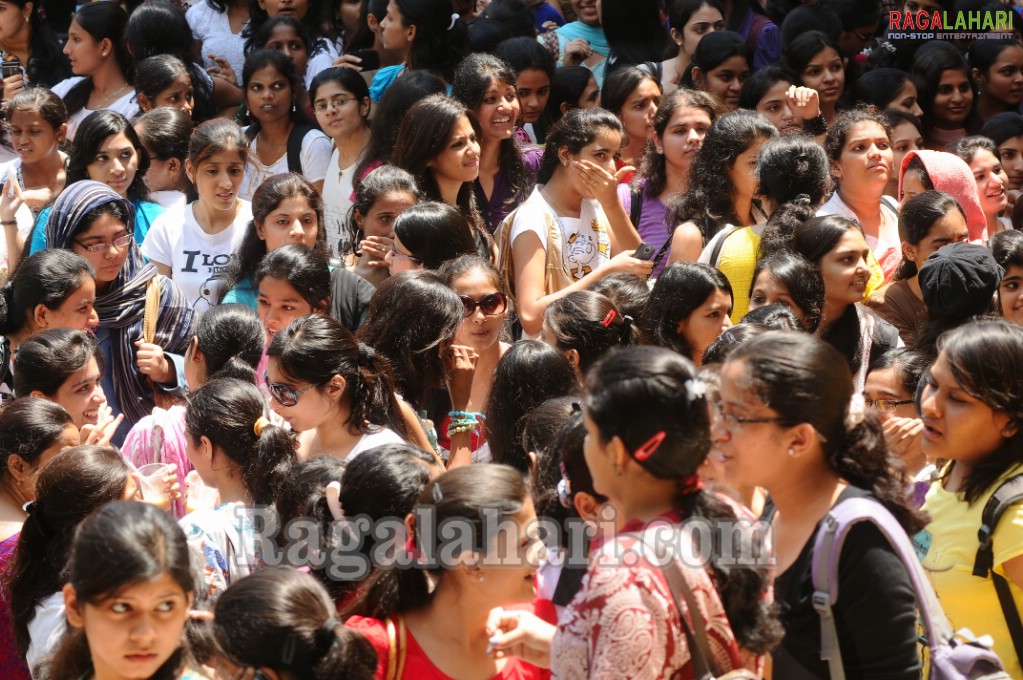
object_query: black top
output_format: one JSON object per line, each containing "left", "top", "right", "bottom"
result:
{"left": 330, "top": 268, "right": 376, "bottom": 333}
{"left": 771, "top": 486, "right": 923, "bottom": 679}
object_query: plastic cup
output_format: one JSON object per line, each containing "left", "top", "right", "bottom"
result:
{"left": 135, "top": 463, "right": 176, "bottom": 511}
{"left": 185, "top": 470, "right": 219, "bottom": 514}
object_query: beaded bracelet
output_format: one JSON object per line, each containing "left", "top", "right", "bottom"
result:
{"left": 449, "top": 410, "right": 486, "bottom": 421}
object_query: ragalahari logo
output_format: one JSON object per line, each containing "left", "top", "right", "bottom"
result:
{"left": 887, "top": 9, "right": 1015, "bottom": 39}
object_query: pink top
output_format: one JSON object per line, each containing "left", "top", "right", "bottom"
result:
{"left": 899, "top": 149, "right": 987, "bottom": 242}
{"left": 121, "top": 405, "right": 191, "bottom": 518}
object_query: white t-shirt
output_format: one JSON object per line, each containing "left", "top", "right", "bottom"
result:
{"left": 305, "top": 42, "right": 340, "bottom": 91}
{"left": 152, "top": 189, "right": 188, "bottom": 211}
{"left": 508, "top": 188, "right": 611, "bottom": 281}
{"left": 51, "top": 77, "right": 140, "bottom": 141}
{"left": 347, "top": 427, "right": 406, "bottom": 461}
{"left": 187, "top": 1, "right": 247, "bottom": 86}
{"left": 321, "top": 146, "right": 356, "bottom": 262}
{"left": 240, "top": 127, "right": 333, "bottom": 201}
{"left": 0, "top": 158, "right": 44, "bottom": 273}
{"left": 26, "top": 591, "right": 64, "bottom": 675}
{"left": 140, "top": 200, "right": 252, "bottom": 313}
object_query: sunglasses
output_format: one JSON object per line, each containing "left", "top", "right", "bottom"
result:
{"left": 263, "top": 371, "right": 320, "bottom": 407}
{"left": 459, "top": 292, "right": 507, "bottom": 318}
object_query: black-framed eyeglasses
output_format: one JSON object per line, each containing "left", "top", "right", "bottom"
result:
{"left": 864, "top": 397, "right": 914, "bottom": 413}
{"left": 74, "top": 233, "right": 133, "bottom": 254}
{"left": 264, "top": 371, "right": 320, "bottom": 407}
{"left": 459, "top": 292, "right": 507, "bottom": 318}
{"left": 711, "top": 401, "right": 786, "bottom": 429}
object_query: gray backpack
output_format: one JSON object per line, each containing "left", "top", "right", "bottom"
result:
{"left": 812, "top": 497, "right": 1011, "bottom": 679}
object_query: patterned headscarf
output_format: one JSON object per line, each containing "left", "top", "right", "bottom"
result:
{"left": 46, "top": 180, "right": 195, "bottom": 424}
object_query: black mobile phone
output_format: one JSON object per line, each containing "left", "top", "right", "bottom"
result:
{"left": 348, "top": 49, "right": 381, "bottom": 71}
{"left": 634, "top": 242, "right": 656, "bottom": 261}
{"left": 1, "top": 61, "right": 20, "bottom": 79}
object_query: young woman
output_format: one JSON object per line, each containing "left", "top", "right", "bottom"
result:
{"left": 599, "top": 66, "right": 661, "bottom": 172}
{"left": 452, "top": 53, "right": 542, "bottom": 232}
{"left": 898, "top": 149, "right": 987, "bottom": 239}
{"left": 668, "top": 109, "right": 775, "bottom": 266}
{"left": 248, "top": 14, "right": 339, "bottom": 92}
{"left": 547, "top": 66, "right": 600, "bottom": 126}
{"left": 747, "top": 249, "right": 824, "bottom": 331}
{"left": 134, "top": 106, "right": 193, "bottom": 211}
{"left": 738, "top": 66, "right": 822, "bottom": 137}
{"left": 29, "top": 111, "right": 165, "bottom": 255}
{"left": 385, "top": 202, "right": 476, "bottom": 276}
{"left": 818, "top": 107, "right": 901, "bottom": 283}
{"left": 969, "top": 38, "right": 1023, "bottom": 124}
{"left": 45, "top": 501, "right": 202, "bottom": 680}
{"left": 952, "top": 135, "right": 1011, "bottom": 236}
{"left": 188, "top": 0, "right": 250, "bottom": 90}
{"left": 182, "top": 376, "right": 296, "bottom": 599}
{"left": 51, "top": 3, "right": 138, "bottom": 141}
{"left": 783, "top": 31, "right": 844, "bottom": 125}
{"left": 488, "top": 346, "right": 779, "bottom": 676}
{"left": 711, "top": 331, "right": 925, "bottom": 676}
{"left": 600, "top": 0, "right": 673, "bottom": 76}
{"left": 641, "top": 262, "right": 732, "bottom": 366}
{"left": 240, "top": 49, "right": 332, "bottom": 200}
{"left": 700, "top": 132, "right": 825, "bottom": 321}
{"left": 346, "top": 465, "right": 547, "bottom": 679}
{"left": 214, "top": 568, "right": 377, "bottom": 679}
{"left": 864, "top": 347, "right": 930, "bottom": 481}
{"left": 266, "top": 313, "right": 408, "bottom": 460}
{"left": 142, "top": 118, "right": 252, "bottom": 313}
{"left": 311, "top": 67, "right": 371, "bottom": 261}
{"left": 911, "top": 41, "right": 979, "bottom": 150}
{"left": 983, "top": 112, "right": 1023, "bottom": 193}
{"left": 133, "top": 54, "right": 198, "bottom": 119}
{"left": 685, "top": 30, "right": 750, "bottom": 112}
{"left": 991, "top": 229, "right": 1023, "bottom": 327}
{"left": 866, "top": 190, "right": 970, "bottom": 345}
{"left": 0, "top": 0, "right": 70, "bottom": 97}
{"left": 916, "top": 320, "right": 1023, "bottom": 676}
{"left": 344, "top": 165, "right": 420, "bottom": 288}
{"left": 220, "top": 172, "right": 326, "bottom": 308}
{"left": 0, "top": 399, "right": 78, "bottom": 543}
{"left": 391, "top": 94, "right": 490, "bottom": 255}
{"left": 851, "top": 67, "right": 925, "bottom": 120}
{"left": 256, "top": 244, "right": 331, "bottom": 345}
{"left": 43, "top": 181, "right": 196, "bottom": 434}
{"left": 121, "top": 303, "right": 264, "bottom": 517}
{"left": 3, "top": 445, "right": 136, "bottom": 674}
{"left": 498, "top": 108, "right": 650, "bottom": 338}
{"left": 0, "top": 89, "right": 67, "bottom": 265}
{"left": 493, "top": 37, "right": 556, "bottom": 143}
{"left": 883, "top": 109, "right": 924, "bottom": 199}
{"left": 542, "top": 291, "right": 638, "bottom": 376}
{"left": 650, "top": 0, "right": 725, "bottom": 94}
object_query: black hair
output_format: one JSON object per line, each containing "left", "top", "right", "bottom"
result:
{"left": 4, "top": 89, "right": 68, "bottom": 138}
{"left": 268, "top": 314, "right": 408, "bottom": 438}
{"left": 0, "top": 250, "right": 93, "bottom": 337}
{"left": 950, "top": 134, "right": 998, "bottom": 166}
{"left": 356, "top": 270, "right": 464, "bottom": 409}
{"left": 896, "top": 190, "right": 968, "bottom": 280}
{"left": 537, "top": 107, "right": 623, "bottom": 184}
{"left": 4, "top": 445, "right": 132, "bottom": 658}
{"left": 669, "top": 109, "right": 776, "bottom": 242}
{"left": 485, "top": 340, "right": 581, "bottom": 474}
{"left": 354, "top": 70, "right": 447, "bottom": 185}
{"left": 245, "top": 0, "right": 331, "bottom": 43}
{"left": 821, "top": 0, "right": 881, "bottom": 30}
{"left": 783, "top": 30, "right": 841, "bottom": 84}
{"left": 185, "top": 118, "right": 249, "bottom": 202}
{"left": 544, "top": 291, "right": 640, "bottom": 374}
{"left": 395, "top": 0, "right": 471, "bottom": 82}
{"left": 586, "top": 345, "right": 782, "bottom": 653}
{"left": 220, "top": 173, "right": 328, "bottom": 299}
{"left": 246, "top": 15, "right": 321, "bottom": 60}
{"left": 824, "top": 105, "right": 893, "bottom": 165}
{"left": 749, "top": 250, "right": 825, "bottom": 332}
{"left": 254, "top": 244, "right": 332, "bottom": 312}
{"left": 756, "top": 133, "right": 830, "bottom": 227}
{"left": 867, "top": 347, "right": 929, "bottom": 397}
{"left": 193, "top": 303, "right": 265, "bottom": 382}
{"left": 134, "top": 107, "right": 193, "bottom": 167}
{"left": 930, "top": 321, "right": 1023, "bottom": 504}
{"left": 185, "top": 378, "right": 297, "bottom": 505}
{"left": 668, "top": 0, "right": 726, "bottom": 38}
{"left": 393, "top": 202, "right": 478, "bottom": 269}
{"left": 969, "top": 38, "right": 1020, "bottom": 81}
{"left": 642, "top": 262, "right": 733, "bottom": 362}
{"left": 685, "top": 30, "right": 749, "bottom": 93}
{"left": 589, "top": 273, "right": 651, "bottom": 322}
{"left": 45, "top": 502, "right": 195, "bottom": 680}
{"left": 1, "top": 0, "right": 70, "bottom": 87}
{"left": 214, "top": 568, "right": 377, "bottom": 680}
{"left": 522, "top": 395, "right": 579, "bottom": 499}
{"left": 779, "top": 4, "right": 842, "bottom": 46}
{"left": 345, "top": 464, "right": 529, "bottom": 619}
{"left": 911, "top": 41, "right": 980, "bottom": 136}
{"left": 547, "top": 66, "right": 597, "bottom": 127}
{"left": 67, "top": 110, "right": 151, "bottom": 202}
{"left": 602, "top": 0, "right": 674, "bottom": 70}
{"left": 63, "top": 3, "right": 132, "bottom": 117}
{"left": 852, "top": 68, "right": 914, "bottom": 112}
{"left": 13, "top": 329, "right": 103, "bottom": 398}
{"left": 124, "top": 0, "right": 217, "bottom": 121}
{"left": 553, "top": 411, "right": 605, "bottom": 531}
{"left": 639, "top": 88, "right": 717, "bottom": 197}
{"left": 344, "top": 166, "right": 421, "bottom": 259}
{"left": 0, "top": 398, "right": 74, "bottom": 479}
{"left": 309, "top": 66, "right": 372, "bottom": 110}
{"left": 981, "top": 112, "right": 1023, "bottom": 147}
{"left": 740, "top": 303, "right": 804, "bottom": 330}
{"left": 737, "top": 64, "right": 797, "bottom": 112}
{"left": 601, "top": 65, "right": 662, "bottom": 135}
{"left": 701, "top": 322, "right": 771, "bottom": 364}
{"left": 479, "top": 0, "right": 535, "bottom": 40}
{"left": 990, "top": 228, "right": 1023, "bottom": 270}
{"left": 495, "top": 36, "right": 554, "bottom": 79}
{"left": 243, "top": 49, "right": 309, "bottom": 135}
{"left": 729, "top": 332, "right": 928, "bottom": 531}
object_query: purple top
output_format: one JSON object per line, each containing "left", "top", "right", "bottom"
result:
{"left": 475, "top": 145, "right": 543, "bottom": 233}
{"left": 618, "top": 180, "right": 671, "bottom": 277}
{"left": 0, "top": 533, "right": 30, "bottom": 680}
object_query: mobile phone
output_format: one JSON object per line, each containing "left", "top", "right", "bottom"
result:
{"left": 348, "top": 49, "right": 381, "bottom": 71}
{"left": 1, "top": 61, "right": 20, "bottom": 79}
{"left": 634, "top": 242, "right": 656, "bottom": 261}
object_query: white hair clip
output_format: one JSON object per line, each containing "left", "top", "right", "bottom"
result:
{"left": 685, "top": 378, "right": 707, "bottom": 402}
{"left": 448, "top": 12, "right": 459, "bottom": 29}
{"left": 325, "top": 481, "right": 343, "bottom": 521}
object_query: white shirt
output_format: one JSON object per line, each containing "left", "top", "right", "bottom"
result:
{"left": 26, "top": 591, "right": 65, "bottom": 675}
{"left": 240, "top": 127, "right": 333, "bottom": 201}
{"left": 51, "top": 77, "right": 140, "bottom": 141}
{"left": 347, "top": 427, "right": 406, "bottom": 461}
{"left": 321, "top": 146, "right": 356, "bottom": 262}
{"left": 187, "top": 1, "right": 247, "bottom": 86}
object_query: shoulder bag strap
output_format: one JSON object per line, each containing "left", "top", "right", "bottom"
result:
{"left": 286, "top": 122, "right": 315, "bottom": 175}
{"left": 974, "top": 475, "right": 1023, "bottom": 666}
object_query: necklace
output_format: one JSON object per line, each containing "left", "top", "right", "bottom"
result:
{"left": 91, "top": 82, "right": 132, "bottom": 110}
{"left": 540, "top": 185, "right": 572, "bottom": 218}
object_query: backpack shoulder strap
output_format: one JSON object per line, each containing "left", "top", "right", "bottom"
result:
{"left": 974, "top": 474, "right": 1023, "bottom": 666}
{"left": 286, "top": 122, "right": 316, "bottom": 175}
{"left": 629, "top": 184, "right": 644, "bottom": 228}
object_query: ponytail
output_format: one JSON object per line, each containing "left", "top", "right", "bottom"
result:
{"left": 351, "top": 342, "right": 407, "bottom": 438}
{"left": 194, "top": 303, "right": 264, "bottom": 383}
{"left": 246, "top": 423, "right": 296, "bottom": 505}
{"left": 313, "top": 626, "right": 378, "bottom": 680}
{"left": 544, "top": 291, "right": 641, "bottom": 375}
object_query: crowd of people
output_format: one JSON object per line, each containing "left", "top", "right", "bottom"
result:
{"left": 0, "top": 0, "right": 1021, "bottom": 677}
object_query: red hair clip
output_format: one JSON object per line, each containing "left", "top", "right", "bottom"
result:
{"left": 633, "top": 430, "right": 666, "bottom": 461}
{"left": 601, "top": 310, "right": 617, "bottom": 327}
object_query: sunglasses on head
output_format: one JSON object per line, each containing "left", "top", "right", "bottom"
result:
{"left": 263, "top": 371, "right": 320, "bottom": 407}
{"left": 458, "top": 292, "right": 507, "bottom": 318}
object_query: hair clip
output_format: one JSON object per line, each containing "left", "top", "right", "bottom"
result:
{"left": 253, "top": 416, "right": 270, "bottom": 436}
{"left": 633, "top": 430, "right": 667, "bottom": 462}
{"left": 432, "top": 483, "right": 443, "bottom": 503}
{"left": 601, "top": 309, "right": 617, "bottom": 327}
{"left": 557, "top": 478, "right": 573, "bottom": 508}
{"left": 325, "top": 481, "right": 343, "bottom": 521}
{"left": 684, "top": 378, "right": 707, "bottom": 402}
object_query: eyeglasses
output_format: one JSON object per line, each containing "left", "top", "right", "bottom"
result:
{"left": 74, "top": 233, "right": 133, "bottom": 254}
{"left": 864, "top": 396, "right": 914, "bottom": 413}
{"left": 264, "top": 371, "right": 321, "bottom": 407}
{"left": 458, "top": 292, "right": 507, "bottom": 318}
{"left": 389, "top": 242, "right": 420, "bottom": 263}
{"left": 711, "top": 401, "right": 786, "bottom": 429}
{"left": 313, "top": 96, "right": 357, "bottom": 112}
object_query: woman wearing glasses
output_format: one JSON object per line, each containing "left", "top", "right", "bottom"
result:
{"left": 311, "top": 67, "right": 372, "bottom": 262}
{"left": 42, "top": 181, "right": 195, "bottom": 443}
{"left": 864, "top": 348, "right": 930, "bottom": 482}
{"left": 384, "top": 202, "right": 477, "bottom": 276}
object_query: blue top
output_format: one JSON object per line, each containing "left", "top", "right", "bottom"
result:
{"left": 369, "top": 64, "right": 406, "bottom": 103}
{"left": 533, "top": 2, "right": 565, "bottom": 32}
{"left": 221, "top": 276, "right": 258, "bottom": 309}
{"left": 29, "top": 199, "right": 165, "bottom": 255}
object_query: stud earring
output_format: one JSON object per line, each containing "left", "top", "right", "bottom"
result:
{"left": 787, "top": 448, "right": 795, "bottom": 457}
{"left": 477, "top": 572, "right": 485, "bottom": 582}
